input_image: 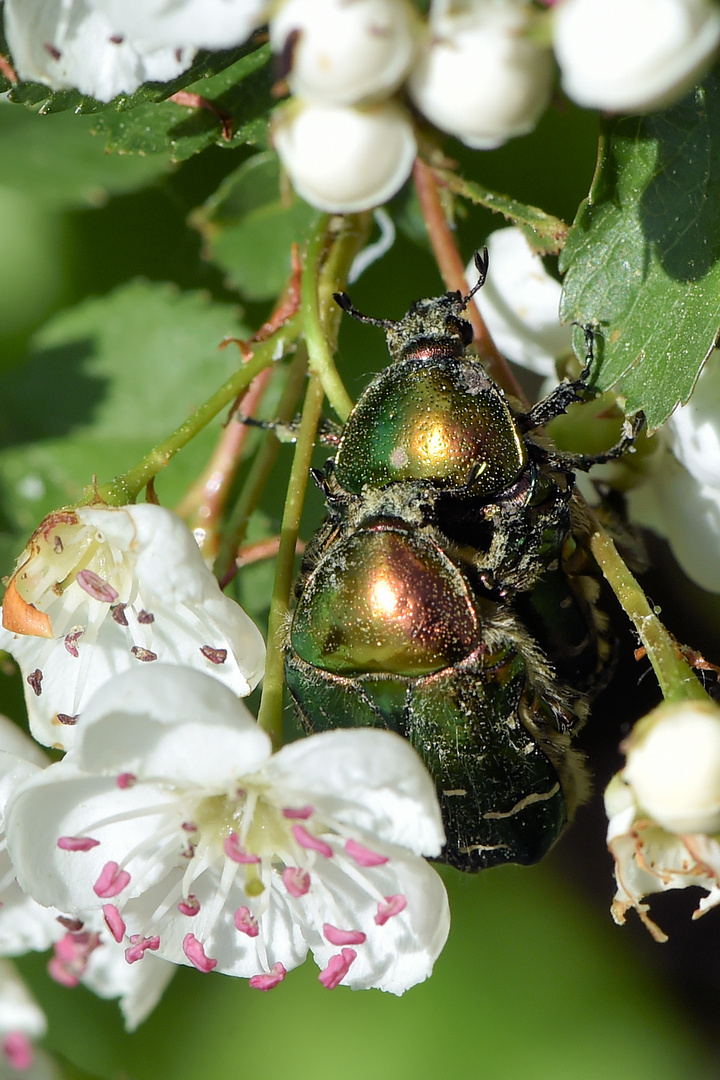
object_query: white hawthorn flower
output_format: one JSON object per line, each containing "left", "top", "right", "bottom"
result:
{"left": 88, "top": 0, "right": 269, "bottom": 51}
{"left": 3, "top": 0, "right": 195, "bottom": 102}
{"left": 273, "top": 98, "right": 417, "bottom": 212}
{"left": 0, "top": 503, "right": 265, "bottom": 750}
{"left": 408, "top": 0, "right": 553, "bottom": 149}
{"left": 553, "top": 0, "right": 720, "bottom": 113}
{"left": 605, "top": 700, "right": 720, "bottom": 940}
{"left": 270, "top": 0, "right": 418, "bottom": 106}
{"left": 0, "top": 960, "right": 48, "bottom": 1074}
{"left": 467, "top": 227, "right": 571, "bottom": 376}
{"left": 6, "top": 665, "right": 450, "bottom": 994}
{"left": 605, "top": 766, "right": 720, "bottom": 941}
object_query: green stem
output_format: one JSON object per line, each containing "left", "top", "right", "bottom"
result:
{"left": 255, "top": 215, "right": 369, "bottom": 740}
{"left": 90, "top": 312, "right": 302, "bottom": 507}
{"left": 215, "top": 348, "right": 309, "bottom": 588}
{"left": 589, "top": 527, "right": 707, "bottom": 704}
{"left": 256, "top": 373, "right": 325, "bottom": 744}
{"left": 302, "top": 214, "right": 371, "bottom": 422}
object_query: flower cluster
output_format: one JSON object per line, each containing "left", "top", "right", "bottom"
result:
{"left": 604, "top": 700, "right": 720, "bottom": 940}
{"left": 0, "top": 501, "right": 450, "bottom": 1038}
{"left": 5, "top": 0, "right": 720, "bottom": 213}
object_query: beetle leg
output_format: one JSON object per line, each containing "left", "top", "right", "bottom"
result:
{"left": 237, "top": 414, "right": 342, "bottom": 446}
{"left": 545, "top": 413, "right": 646, "bottom": 472}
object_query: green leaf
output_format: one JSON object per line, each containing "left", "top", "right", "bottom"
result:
{"left": 5, "top": 39, "right": 265, "bottom": 114}
{"left": 0, "top": 282, "right": 250, "bottom": 551}
{"left": 0, "top": 107, "right": 171, "bottom": 210}
{"left": 90, "top": 44, "right": 274, "bottom": 159}
{"left": 559, "top": 70, "right": 720, "bottom": 431}
{"left": 191, "top": 152, "right": 320, "bottom": 300}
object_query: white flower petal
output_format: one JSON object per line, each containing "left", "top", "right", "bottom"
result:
{"left": 0, "top": 959, "right": 46, "bottom": 1040}
{"left": 265, "top": 728, "right": 445, "bottom": 856}
{"left": 73, "top": 666, "right": 271, "bottom": 789}
{"left": 82, "top": 945, "right": 175, "bottom": 1031}
{"left": 88, "top": 0, "right": 268, "bottom": 51}
{"left": 627, "top": 451, "right": 720, "bottom": 592}
{"left": 667, "top": 355, "right": 720, "bottom": 487}
{"left": 294, "top": 842, "right": 450, "bottom": 994}
{"left": 468, "top": 228, "right": 571, "bottom": 375}
{"left": 4, "top": 0, "right": 194, "bottom": 101}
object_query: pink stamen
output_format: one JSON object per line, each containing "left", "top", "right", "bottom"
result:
{"left": 323, "top": 924, "right": 366, "bottom": 946}
{"left": 131, "top": 646, "right": 157, "bottom": 662}
{"left": 282, "top": 805, "right": 314, "bottom": 820}
{"left": 318, "top": 948, "right": 357, "bottom": 990}
{"left": 116, "top": 772, "right": 136, "bottom": 789}
{"left": 137, "top": 609, "right": 155, "bottom": 624}
{"left": 48, "top": 954, "right": 80, "bottom": 988}
{"left": 56, "top": 713, "right": 78, "bottom": 725}
{"left": 76, "top": 569, "right": 119, "bottom": 603}
{"left": 57, "top": 835, "right": 100, "bottom": 852}
{"left": 26, "top": 670, "right": 42, "bottom": 697}
{"left": 292, "top": 824, "right": 333, "bottom": 858}
{"left": 224, "top": 832, "right": 261, "bottom": 864}
{"left": 282, "top": 866, "right": 311, "bottom": 897}
{"left": 375, "top": 894, "right": 407, "bottom": 925}
{"left": 200, "top": 645, "right": 227, "bottom": 664}
{"left": 125, "top": 935, "right": 160, "bottom": 964}
{"left": 345, "top": 838, "right": 388, "bottom": 867}
{"left": 234, "top": 906, "right": 259, "bottom": 937}
{"left": 102, "top": 903, "right": 126, "bottom": 942}
{"left": 63, "top": 628, "right": 84, "bottom": 657}
{"left": 183, "top": 933, "right": 217, "bottom": 973}
{"left": 110, "top": 602, "right": 128, "bottom": 625}
{"left": 178, "top": 895, "right": 201, "bottom": 916}
{"left": 48, "top": 930, "right": 101, "bottom": 986}
{"left": 56, "top": 916, "right": 84, "bottom": 932}
{"left": 93, "top": 861, "right": 131, "bottom": 898}
{"left": 2, "top": 1032, "right": 33, "bottom": 1071}
{"left": 249, "top": 962, "right": 286, "bottom": 991}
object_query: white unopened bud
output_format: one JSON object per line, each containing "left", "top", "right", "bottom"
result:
{"left": 553, "top": 0, "right": 720, "bottom": 113}
{"left": 407, "top": 0, "right": 553, "bottom": 149}
{"left": 624, "top": 700, "right": 720, "bottom": 834}
{"left": 271, "top": 0, "right": 418, "bottom": 105}
{"left": 273, "top": 99, "right": 417, "bottom": 212}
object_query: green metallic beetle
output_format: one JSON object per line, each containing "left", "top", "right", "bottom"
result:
{"left": 286, "top": 252, "right": 639, "bottom": 871}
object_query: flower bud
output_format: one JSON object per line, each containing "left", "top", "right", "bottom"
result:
{"left": 407, "top": 0, "right": 553, "bottom": 149}
{"left": 271, "top": 0, "right": 418, "bottom": 105}
{"left": 273, "top": 99, "right": 417, "bottom": 212}
{"left": 553, "top": 0, "right": 720, "bottom": 113}
{"left": 623, "top": 700, "right": 720, "bottom": 834}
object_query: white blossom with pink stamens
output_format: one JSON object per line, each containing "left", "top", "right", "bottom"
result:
{"left": 6, "top": 665, "right": 450, "bottom": 994}
{"left": 0, "top": 503, "right": 265, "bottom": 750}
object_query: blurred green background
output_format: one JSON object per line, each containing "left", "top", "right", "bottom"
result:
{"left": 1, "top": 92, "right": 719, "bottom": 1079}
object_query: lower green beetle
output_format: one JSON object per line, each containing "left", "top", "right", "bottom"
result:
{"left": 286, "top": 253, "right": 639, "bottom": 871}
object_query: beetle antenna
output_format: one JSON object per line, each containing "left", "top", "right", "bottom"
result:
{"left": 460, "top": 247, "right": 489, "bottom": 308}
{"left": 333, "top": 292, "right": 396, "bottom": 330}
